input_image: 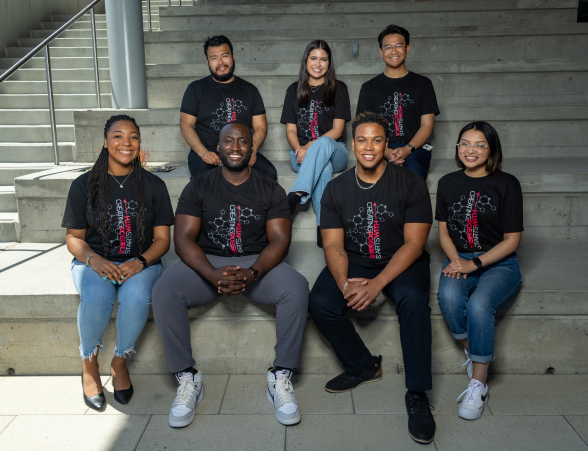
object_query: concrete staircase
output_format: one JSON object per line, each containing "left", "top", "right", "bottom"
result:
{"left": 1, "top": 0, "right": 587, "bottom": 376}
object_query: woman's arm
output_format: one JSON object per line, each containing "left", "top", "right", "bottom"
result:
{"left": 66, "top": 228, "right": 123, "bottom": 282}
{"left": 286, "top": 123, "right": 302, "bottom": 152}
{"left": 293, "top": 119, "right": 346, "bottom": 164}
{"left": 117, "top": 225, "right": 171, "bottom": 281}
{"left": 439, "top": 221, "right": 460, "bottom": 262}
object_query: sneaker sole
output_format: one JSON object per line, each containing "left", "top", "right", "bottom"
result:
{"left": 168, "top": 385, "right": 204, "bottom": 428}
{"left": 266, "top": 390, "right": 301, "bottom": 426}
{"left": 324, "top": 368, "right": 383, "bottom": 393}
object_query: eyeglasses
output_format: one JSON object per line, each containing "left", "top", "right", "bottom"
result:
{"left": 456, "top": 142, "right": 489, "bottom": 154}
{"left": 382, "top": 43, "right": 407, "bottom": 53}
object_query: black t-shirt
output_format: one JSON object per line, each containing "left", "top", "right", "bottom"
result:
{"left": 180, "top": 75, "right": 266, "bottom": 153}
{"left": 61, "top": 169, "right": 175, "bottom": 262}
{"left": 356, "top": 72, "right": 440, "bottom": 143}
{"left": 435, "top": 170, "right": 524, "bottom": 253}
{"left": 321, "top": 163, "right": 432, "bottom": 268}
{"left": 176, "top": 167, "right": 290, "bottom": 256}
{"left": 280, "top": 81, "right": 351, "bottom": 146}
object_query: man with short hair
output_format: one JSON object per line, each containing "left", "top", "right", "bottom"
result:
{"left": 152, "top": 121, "right": 308, "bottom": 428}
{"left": 309, "top": 112, "right": 436, "bottom": 444}
{"left": 356, "top": 24, "right": 440, "bottom": 180}
{"left": 180, "top": 35, "right": 277, "bottom": 180}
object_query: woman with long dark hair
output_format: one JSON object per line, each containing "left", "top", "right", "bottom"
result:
{"left": 436, "top": 121, "right": 523, "bottom": 420}
{"left": 62, "top": 115, "right": 174, "bottom": 411}
{"left": 280, "top": 40, "right": 351, "bottom": 246}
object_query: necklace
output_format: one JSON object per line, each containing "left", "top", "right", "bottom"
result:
{"left": 354, "top": 162, "right": 386, "bottom": 190}
{"left": 109, "top": 168, "right": 133, "bottom": 188}
{"left": 308, "top": 83, "right": 322, "bottom": 93}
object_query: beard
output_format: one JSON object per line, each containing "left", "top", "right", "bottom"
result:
{"left": 219, "top": 151, "right": 251, "bottom": 172}
{"left": 357, "top": 155, "right": 385, "bottom": 172}
{"left": 210, "top": 59, "right": 235, "bottom": 82}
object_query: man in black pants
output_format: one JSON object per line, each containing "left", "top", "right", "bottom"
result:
{"left": 309, "top": 112, "right": 435, "bottom": 444}
{"left": 356, "top": 24, "right": 440, "bottom": 180}
{"left": 179, "top": 35, "right": 277, "bottom": 180}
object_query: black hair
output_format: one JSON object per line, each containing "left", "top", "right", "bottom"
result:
{"left": 455, "top": 121, "right": 503, "bottom": 174}
{"left": 352, "top": 111, "right": 389, "bottom": 138}
{"left": 377, "top": 24, "right": 410, "bottom": 48}
{"left": 297, "top": 40, "right": 338, "bottom": 108}
{"left": 203, "top": 35, "right": 233, "bottom": 57}
{"left": 86, "top": 115, "right": 146, "bottom": 258}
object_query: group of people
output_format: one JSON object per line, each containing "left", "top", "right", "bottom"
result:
{"left": 61, "top": 24, "right": 524, "bottom": 445}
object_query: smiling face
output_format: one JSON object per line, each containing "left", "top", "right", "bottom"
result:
{"left": 206, "top": 43, "right": 235, "bottom": 82}
{"left": 306, "top": 48, "right": 329, "bottom": 84}
{"left": 457, "top": 129, "right": 491, "bottom": 174}
{"left": 379, "top": 33, "right": 409, "bottom": 69}
{"left": 103, "top": 120, "right": 140, "bottom": 168}
{"left": 352, "top": 123, "right": 388, "bottom": 172}
{"left": 218, "top": 122, "right": 252, "bottom": 172}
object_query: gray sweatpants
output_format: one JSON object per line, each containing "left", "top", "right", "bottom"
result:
{"left": 152, "top": 254, "right": 310, "bottom": 373}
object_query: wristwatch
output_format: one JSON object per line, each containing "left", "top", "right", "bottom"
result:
{"left": 250, "top": 267, "right": 261, "bottom": 281}
{"left": 472, "top": 257, "right": 483, "bottom": 269}
{"left": 136, "top": 255, "right": 148, "bottom": 269}
{"left": 407, "top": 144, "right": 415, "bottom": 152}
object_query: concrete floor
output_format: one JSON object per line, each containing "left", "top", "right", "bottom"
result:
{"left": 0, "top": 374, "right": 587, "bottom": 450}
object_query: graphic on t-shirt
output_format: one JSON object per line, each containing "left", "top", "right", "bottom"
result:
{"left": 208, "top": 205, "right": 260, "bottom": 253}
{"left": 380, "top": 93, "right": 414, "bottom": 138}
{"left": 297, "top": 100, "right": 329, "bottom": 141}
{"left": 346, "top": 202, "right": 394, "bottom": 259}
{"left": 447, "top": 191, "right": 496, "bottom": 250}
{"left": 210, "top": 98, "right": 247, "bottom": 131}
{"left": 108, "top": 198, "right": 137, "bottom": 255}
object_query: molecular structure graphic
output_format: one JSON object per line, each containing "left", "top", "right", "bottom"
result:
{"left": 105, "top": 199, "right": 138, "bottom": 253}
{"left": 346, "top": 204, "right": 394, "bottom": 257}
{"left": 210, "top": 98, "right": 248, "bottom": 131}
{"left": 447, "top": 194, "right": 496, "bottom": 245}
{"left": 296, "top": 101, "right": 328, "bottom": 141}
{"left": 207, "top": 206, "right": 260, "bottom": 249}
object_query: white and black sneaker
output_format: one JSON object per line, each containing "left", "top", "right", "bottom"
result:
{"left": 267, "top": 368, "right": 301, "bottom": 426}
{"left": 457, "top": 378, "right": 488, "bottom": 420}
{"left": 168, "top": 369, "right": 203, "bottom": 428}
{"left": 462, "top": 348, "right": 473, "bottom": 380}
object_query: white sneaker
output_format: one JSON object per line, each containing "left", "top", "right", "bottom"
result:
{"left": 462, "top": 348, "right": 473, "bottom": 380}
{"left": 168, "top": 370, "right": 203, "bottom": 428}
{"left": 457, "top": 379, "right": 488, "bottom": 420}
{"left": 266, "top": 369, "right": 301, "bottom": 426}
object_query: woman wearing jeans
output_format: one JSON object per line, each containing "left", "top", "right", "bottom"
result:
{"left": 436, "top": 121, "right": 523, "bottom": 420}
{"left": 280, "top": 40, "right": 351, "bottom": 247}
{"left": 62, "top": 115, "right": 174, "bottom": 411}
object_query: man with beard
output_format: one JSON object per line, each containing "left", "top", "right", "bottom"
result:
{"left": 152, "top": 122, "right": 309, "bottom": 429}
{"left": 308, "top": 112, "right": 436, "bottom": 444}
{"left": 180, "top": 35, "right": 277, "bottom": 180}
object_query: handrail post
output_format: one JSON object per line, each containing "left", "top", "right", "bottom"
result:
{"left": 147, "top": 0, "right": 152, "bottom": 31}
{"left": 90, "top": 7, "right": 101, "bottom": 108}
{"left": 167, "top": 0, "right": 171, "bottom": 6}
{"left": 44, "top": 47, "right": 59, "bottom": 166}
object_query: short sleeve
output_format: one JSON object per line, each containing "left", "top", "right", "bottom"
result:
{"left": 355, "top": 82, "right": 371, "bottom": 117}
{"left": 405, "top": 174, "right": 433, "bottom": 224}
{"left": 152, "top": 182, "right": 175, "bottom": 227}
{"left": 180, "top": 83, "right": 199, "bottom": 117}
{"left": 333, "top": 83, "right": 351, "bottom": 121}
{"left": 420, "top": 77, "right": 440, "bottom": 117}
{"left": 175, "top": 180, "right": 202, "bottom": 218}
{"left": 250, "top": 85, "right": 266, "bottom": 117}
{"left": 267, "top": 184, "right": 291, "bottom": 221}
{"left": 61, "top": 176, "right": 89, "bottom": 229}
{"left": 434, "top": 179, "right": 448, "bottom": 222}
{"left": 280, "top": 85, "right": 297, "bottom": 125}
{"left": 320, "top": 181, "right": 343, "bottom": 229}
{"left": 500, "top": 177, "right": 524, "bottom": 233}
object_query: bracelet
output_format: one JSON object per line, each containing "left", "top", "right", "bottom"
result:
{"left": 85, "top": 254, "right": 93, "bottom": 267}
{"left": 342, "top": 282, "right": 349, "bottom": 295}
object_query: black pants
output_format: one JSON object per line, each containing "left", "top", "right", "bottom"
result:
{"left": 308, "top": 252, "right": 432, "bottom": 392}
{"left": 188, "top": 149, "right": 278, "bottom": 181}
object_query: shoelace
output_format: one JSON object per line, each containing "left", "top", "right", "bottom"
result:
{"left": 408, "top": 395, "right": 434, "bottom": 414}
{"left": 457, "top": 380, "right": 483, "bottom": 404}
{"left": 275, "top": 378, "right": 296, "bottom": 405}
{"left": 176, "top": 380, "right": 196, "bottom": 406}
{"left": 461, "top": 357, "right": 472, "bottom": 369}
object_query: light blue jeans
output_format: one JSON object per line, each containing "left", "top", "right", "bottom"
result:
{"left": 71, "top": 258, "right": 163, "bottom": 360}
{"left": 290, "top": 136, "right": 349, "bottom": 225}
{"left": 437, "top": 252, "right": 522, "bottom": 363}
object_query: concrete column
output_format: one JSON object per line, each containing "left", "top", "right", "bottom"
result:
{"left": 105, "top": 0, "right": 148, "bottom": 109}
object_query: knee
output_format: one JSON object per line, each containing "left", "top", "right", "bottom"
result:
{"left": 309, "top": 288, "right": 339, "bottom": 321}
{"left": 279, "top": 272, "right": 310, "bottom": 309}
{"left": 466, "top": 298, "right": 495, "bottom": 322}
{"left": 151, "top": 276, "right": 173, "bottom": 312}
{"left": 395, "top": 288, "right": 430, "bottom": 315}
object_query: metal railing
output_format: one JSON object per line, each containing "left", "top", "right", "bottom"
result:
{"left": 147, "top": 0, "right": 196, "bottom": 32}
{"left": 0, "top": 0, "right": 104, "bottom": 165}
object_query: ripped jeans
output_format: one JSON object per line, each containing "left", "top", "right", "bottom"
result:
{"left": 71, "top": 258, "right": 162, "bottom": 360}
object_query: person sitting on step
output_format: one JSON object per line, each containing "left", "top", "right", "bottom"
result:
{"left": 180, "top": 35, "right": 277, "bottom": 181}
{"left": 280, "top": 40, "right": 351, "bottom": 247}
{"left": 62, "top": 114, "right": 175, "bottom": 412}
{"left": 436, "top": 121, "right": 523, "bottom": 421}
{"left": 356, "top": 24, "right": 440, "bottom": 180}
{"left": 152, "top": 121, "right": 309, "bottom": 429}
{"left": 308, "top": 112, "right": 436, "bottom": 445}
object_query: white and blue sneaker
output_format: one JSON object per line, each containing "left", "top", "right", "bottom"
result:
{"left": 169, "top": 369, "right": 203, "bottom": 428}
{"left": 457, "top": 378, "right": 488, "bottom": 420}
{"left": 267, "top": 368, "right": 301, "bottom": 426}
{"left": 462, "top": 348, "right": 473, "bottom": 380}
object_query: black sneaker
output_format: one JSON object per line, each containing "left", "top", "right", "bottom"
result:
{"left": 287, "top": 192, "right": 302, "bottom": 214}
{"left": 405, "top": 390, "right": 436, "bottom": 444}
{"left": 325, "top": 355, "right": 382, "bottom": 393}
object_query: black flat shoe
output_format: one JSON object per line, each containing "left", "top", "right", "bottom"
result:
{"left": 112, "top": 367, "right": 134, "bottom": 405}
{"left": 405, "top": 390, "right": 436, "bottom": 444}
{"left": 81, "top": 372, "right": 106, "bottom": 412}
{"left": 325, "top": 355, "right": 382, "bottom": 393}
{"left": 287, "top": 192, "right": 302, "bottom": 215}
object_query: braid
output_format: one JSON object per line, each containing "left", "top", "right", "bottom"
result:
{"left": 133, "top": 157, "right": 146, "bottom": 253}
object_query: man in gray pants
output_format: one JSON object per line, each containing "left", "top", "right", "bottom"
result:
{"left": 152, "top": 121, "right": 309, "bottom": 429}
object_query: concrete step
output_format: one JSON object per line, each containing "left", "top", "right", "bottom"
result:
{"left": 0, "top": 212, "right": 18, "bottom": 242}
{"left": 0, "top": 57, "right": 109, "bottom": 71}
{"left": 18, "top": 37, "right": 109, "bottom": 48}
{"left": 31, "top": 29, "right": 108, "bottom": 39}
{"left": 0, "top": 80, "right": 111, "bottom": 95}
{"left": 0, "top": 186, "right": 16, "bottom": 212}
{"left": 0, "top": 143, "right": 75, "bottom": 163}
{"left": 0, "top": 237, "right": 586, "bottom": 375}
{"left": 0, "top": 93, "right": 111, "bottom": 109}
{"left": 6, "top": 47, "right": 109, "bottom": 59}
{"left": 6, "top": 68, "right": 110, "bottom": 82}
{"left": 0, "top": 163, "right": 55, "bottom": 185}
{"left": 0, "top": 126, "right": 75, "bottom": 143}
{"left": 41, "top": 21, "right": 156, "bottom": 31}
{"left": 0, "top": 109, "right": 74, "bottom": 125}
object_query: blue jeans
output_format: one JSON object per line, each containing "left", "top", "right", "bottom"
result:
{"left": 388, "top": 142, "right": 432, "bottom": 180}
{"left": 290, "top": 136, "right": 349, "bottom": 225}
{"left": 437, "top": 252, "right": 522, "bottom": 363}
{"left": 71, "top": 258, "right": 163, "bottom": 360}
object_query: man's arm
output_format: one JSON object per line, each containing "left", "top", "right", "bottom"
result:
{"left": 388, "top": 113, "right": 435, "bottom": 164}
{"left": 322, "top": 228, "right": 350, "bottom": 294}
{"left": 250, "top": 114, "right": 268, "bottom": 166}
{"left": 180, "top": 112, "right": 220, "bottom": 165}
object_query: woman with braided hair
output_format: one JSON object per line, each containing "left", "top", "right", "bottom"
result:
{"left": 62, "top": 115, "right": 175, "bottom": 411}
